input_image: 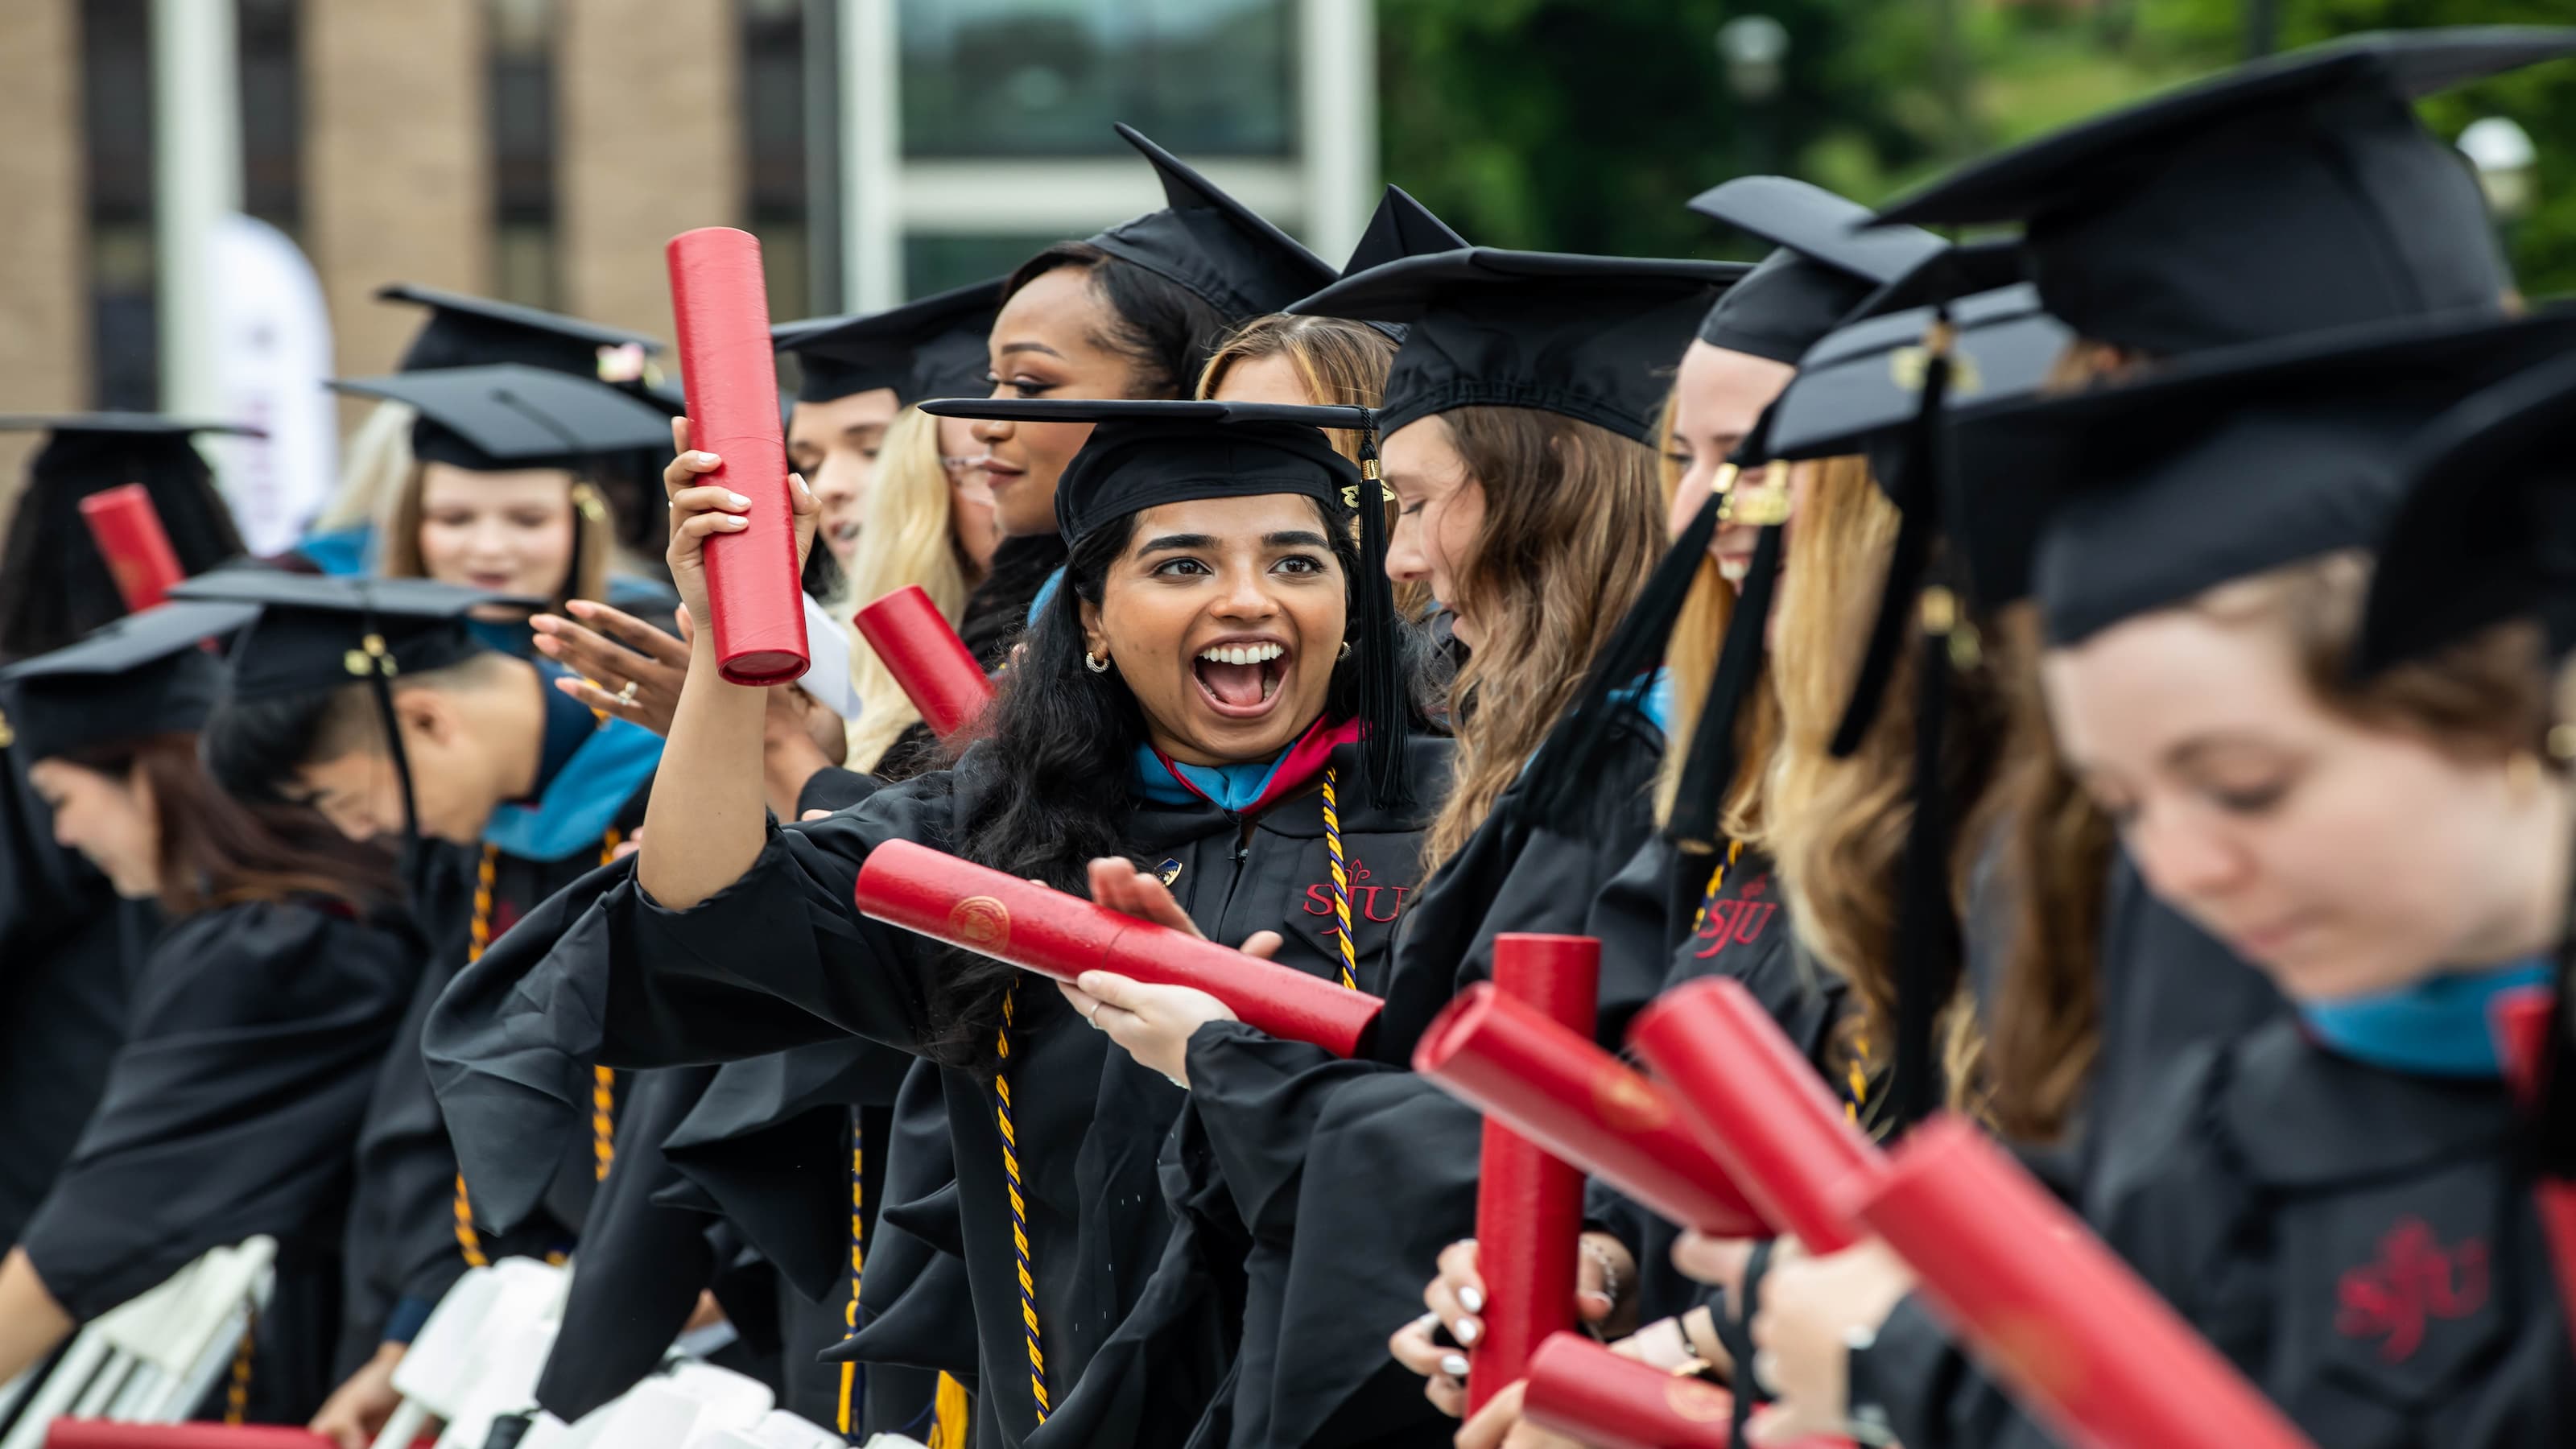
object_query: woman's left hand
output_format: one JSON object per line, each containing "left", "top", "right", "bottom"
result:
{"left": 1058, "top": 857, "right": 1278, "bottom": 1086}
{"left": 533, "top": 598, "right": 693, "bottom": 736}
{"left": 1742, "top": 1239, "right": 1913, "bottom": 1447}
{"left": 1454, "top": 1380, "right": 1595, "bottom": 1449}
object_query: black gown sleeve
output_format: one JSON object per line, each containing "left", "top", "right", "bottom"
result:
{"left": 423, "top": 773, "right": 960, "bottom": 1238}
{"left": 18, "top": 902, "right": 417, "bottom": 1322}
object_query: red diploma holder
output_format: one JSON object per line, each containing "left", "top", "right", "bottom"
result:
{"left": 854, "top": 584, "right": 993, "bottom": 742}
{"left": 77, "top": 483, "right": 187, "bottom": 613}
{"left": 852, "top": 838, "right": 1382, "bottom": 1057}
{"left": 1467, "top": 935, "right": 1599, "bottom": 1412}
{"left": 1848, "top": 1116, "right": 2317, "bottom": 1449}
{"left": 1414, "top": 983, "right": 1769, "bottom": 1238}
{"left": 1628, "top": 976, "right": 1881, "bottom": 1253}
{"left": 666, "top": 226, "right": 809, "bottom": 686}
{"left": 1521, "top": 1333, "right": 1738, "bottom": 1449}
{"left": 2491, "top": 988, "right": 2576, "bottom": 1366}
{"left": 46, "top": 1425, "right": 340, "bottom": 1448}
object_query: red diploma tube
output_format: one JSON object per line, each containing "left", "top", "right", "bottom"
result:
{"left": 1414, "top": 983, "right": 1768, "bottom": 1238}
{"left": 667, "top": 226, "right": 809, "bottom": 686}
{"left": 1468, "top": 935, "right": 1599, "bottom": 1412}
{"left": 1850, "top": 1116, "right": 2317, "bottom": 1449}
{"left": 855, "top": 584, "right": 993, "bottom": 742}
{"left": 853, "top": 838, "right": 1381, "bottom": 1057}
{"left": 47, "top": 1424, "right": 337, "bottom": 1448}
{"left": 77, "top": 482, "right": 187, "bottom": 613}
{"left": 2491, "top": 989, "right": 2576, "bottom": 1368}
{"left": 1521, "top": 1333, "right": 1739, "bottom": 1449}
{"left": 1629, "top": 976, "right": 1879, "bottom": 1254}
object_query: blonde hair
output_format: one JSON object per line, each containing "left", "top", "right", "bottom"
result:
{"left": 1426, "top": 407, "right": 1667, "bottom": 872}
{"left": 1196, "top": 315, "right": 1398, "bottom": 459}
{"left": 318, "top": 401, "right": 416, "bottom": 534}
{"left": 841, "top": 407, "right": 984, "bottom": 771}
{"left": 378, "top": 457, "right": 612, "bottom": 609}
{"left": 1764, "top": 456, "right": 2003, "bottom": 1122}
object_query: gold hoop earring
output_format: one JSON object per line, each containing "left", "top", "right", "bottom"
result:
{"left": 1084, "top": 651, "right": 1110, "bottom": 675}
{"left": 1337, "top": 642, "right": 1352, "bottom": 661}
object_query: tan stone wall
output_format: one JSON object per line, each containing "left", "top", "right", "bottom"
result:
{"left": 0, "top": 0, "right": 89, "bottom": 496}
{"left": 558, "top": 0, "right": 743, "bottom": 346}
{"left": 304, "top": 1, "right": 491, "bottom": 381}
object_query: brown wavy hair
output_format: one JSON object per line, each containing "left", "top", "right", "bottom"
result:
{"left": 1984, "top": 552, "right": 2553, "bottom": 1140}
{"left": 1425, "top": 407, "right": 1666, "bottom": 871}
{"left": 56, "top": 733, "right": 398, "bottom": 919}
{"left": 1765, "top": 456, "right": 2007, "bottom": 1120}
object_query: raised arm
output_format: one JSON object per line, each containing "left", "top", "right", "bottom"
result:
{"left": 638, "top": 418, "right": 820, "bottom": 909}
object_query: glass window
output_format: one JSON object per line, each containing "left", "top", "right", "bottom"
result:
{"left": 84, "top": 0, "right": 157, "bottom": 410}
{"left": 902, "top": 233, "right": 1062, "bottom": 298}
{"left": 489, "top": 0, "right": 558, "bottom": 309}
{"left": 237, "top": 0, "right": 300, "bottom": 237}
{"left": 741, "top": 0, "right": 814, "bottom": 324}
{"left": 898, "top": 0, "right": 1297, "bottom": 159}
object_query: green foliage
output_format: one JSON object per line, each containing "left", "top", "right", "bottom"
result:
{"left": 1378, "top": 0, "right": 2576, "bottom": 293}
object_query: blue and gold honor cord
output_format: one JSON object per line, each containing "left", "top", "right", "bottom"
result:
{"left": 1320, "top": 768, "right": 1359, "bottom": 990}
{"left": 838, "top": 1116, "right": 867, "bottom": 1441}
{"left": 994, "top": 987, "right": 1051, "bottom": 1423}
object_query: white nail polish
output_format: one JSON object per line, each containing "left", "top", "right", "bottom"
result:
{"left": 1454, "top": 1319, "right": 1479, "bottom": 1345}
{"left": 1458, "top": 1286, "right": 1484, "bottom": 1313}
{"left": 1439, "top": 1354, "right": 1468, "bottom": 1378}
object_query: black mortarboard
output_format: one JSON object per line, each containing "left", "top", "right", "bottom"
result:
{"left": 1875, "top": 27, "right": 2576, "bottom": 356}
{"left": 774, "top": 278, "right": 1005, "bottom": 407}
{"left": 1090, "top": 125, "right": 1340, "bottom": 323}
{"left": 1289, "top": 249, "right": 1748, "bottom": 441}
{"left": 0, "top": 600, "right": 258, "bottom": 762}
{"left": 171, "top": 570, "right": 520, "bottom": 700}
{"left": 1340, "top": 185, "right": 1469, "bottom": 278}
{"left": 1690, "top": 176, "right": 1947, "bottom": 365}
{"left": 328, "top": 365, "right": 675, "bottom": 475}
{"left": 1955, "top": 306, "right": 2576, "bottom": 648}
{"left": 2358, "top": 349, "right": 2576, "bottom": 675}
{"left": 917, "top": 395, "right": 1410, "bottom": 805}
{"left": 380, "top": 283, "right": 666, "bottom": 380}
{"left": 1766, "top": 283, "right": 2072, "bottom": 468}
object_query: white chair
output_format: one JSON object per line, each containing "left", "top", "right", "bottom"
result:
{"left": 0, "top": 1239, "right": 277, "bottom": 1449}
{"left": 429, "top": 1319, "right": 558, "bottom": 1449}
{"left": 684, "top": 1408, "right": 849, "bottom": 1449}
{"left": 572, "top": 1362, "right": 773, "bottom": 1449}
{"left": 369, "top": 1257, "right": 568, "bottom": 1449}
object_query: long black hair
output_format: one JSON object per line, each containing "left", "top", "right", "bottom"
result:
{"left": 924, "top": 494, "right": 1431, "bottom": 1071}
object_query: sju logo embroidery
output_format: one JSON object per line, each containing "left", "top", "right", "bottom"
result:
{"left": 1695, "top": 872, "right": 1778, "bottom": 960}
{"left": 2335, "top": 1216, "right": 2489, "bottom": 1364}
{"left": 1304, "top": 857, "right": 1410, "bottom": 929}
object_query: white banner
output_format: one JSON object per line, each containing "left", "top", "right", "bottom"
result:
{"left": 201, "top": 213, "right": 337, "bottom": 555}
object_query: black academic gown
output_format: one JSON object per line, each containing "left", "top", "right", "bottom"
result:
{"left": 1854, "top": 855, "right": 2285, "bottom": 1449}
{"left": 0, "top": 744, "right": 146, "bottom": 1248}
{"left": 422, "top": 733, "right": 1447, "bottom": 1449}
{"left": 1178, "top": 719, "right": 1664, "bottom": 1449}
{"left": 336, "top": 770, "right": 654, "bottom": 1374}
{"left": 17, "top": 898, "right": 419, "bottom": 1422}
{"left": 836, "top": 1059, "right": 980, "bottom": 1443}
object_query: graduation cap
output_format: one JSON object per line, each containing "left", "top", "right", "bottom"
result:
{"left": 175, "top": 570, "right": 532, "bottom": 840}
{"left": 1688, "top": 175, "right": 1948, "bottom": 365}
{"left": 1090, "top": 125, "right": 1340, "bottom": 323}
{"left": 1289, "top": 248, "right": 1749, "bottom": 442}
{"left": 379, "top": 282, "right": 666, "bottom": 381}
{"left": 774, "top": 278, "right": 1005, "bottom": 407}
{"left": 1340, "top": 185, "right": 1469, "bottom": 278}
{"left": 916, "top": 395, "right": 1410, "bottom": 805}
{"left": 1875, "top": 27, "right": 2576, "bottom": 356}
{"left": 1954, "top": 304, "right": 2576, "bottom": 650}
{"left": 2359, "top": 349, "right": 2576, "bottom": 675}
{"left": 0, "top": 600, "right": 258, "bottom": 762}
{"left": 329, "top": 365, "right": 675, "bottom": 474}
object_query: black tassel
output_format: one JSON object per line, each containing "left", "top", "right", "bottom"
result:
{"left": 1885, "top": 576, "right": 1963, "bottom": 1137}
{"left": 1829, "top": 320, "right": 1955, "bottom": 760}
{"left": 1520, "top": 489, "right": 1725, "bottom": 836}
{"left": 1665, "top": 520, "right": 1784, "bottom": 854}
{"left": 357, "top": 613, "right": 424, "bottom": 877}
{"left": 1351, "top": 430, "right": 1413, "bottom": 808}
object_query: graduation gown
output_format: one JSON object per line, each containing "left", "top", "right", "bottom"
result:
{"left": 836, "top": 1059, "right": 980, "bottom": 1442}
{"left": 1175, "top": 716, "right": 1667, "bottom": 1449}
{"left": 422, "top": 733, "right": 1447, "bottom": 1449}
{"left": 0, "top": 742, "right": 146, "bottom": 1248}
{"left": 17, "top": 898, "right": 419, "bottom": 1422}
{"left": 338, "top": 697, "right": 661, "bottom": 1368}
{"left": 1855, "top": 855, "right": 2285, "bottom": 1449}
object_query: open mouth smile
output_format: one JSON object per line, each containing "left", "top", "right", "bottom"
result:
{"left": 1191, "top": 638, "right": 1289, "bottom": 719}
